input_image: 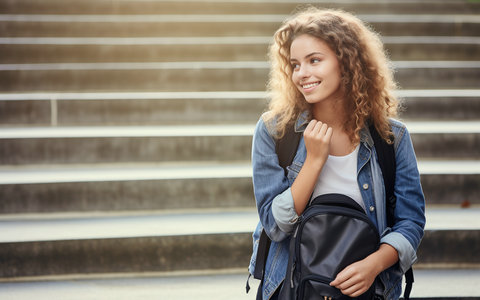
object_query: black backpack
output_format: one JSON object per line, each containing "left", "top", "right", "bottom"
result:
{"left": 252, "top": 123, "right": 414, "bottom": 300}
{"left": 278, "top": 193, "right": 379, "bottom": 300}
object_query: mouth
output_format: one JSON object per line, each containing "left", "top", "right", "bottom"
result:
{"left": 301, "top": 81, "right": 320, "bottom": 90}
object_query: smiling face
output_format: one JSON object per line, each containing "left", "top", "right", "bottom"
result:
{"left": 290, "top": 34, "right": 344, "bottom": 107}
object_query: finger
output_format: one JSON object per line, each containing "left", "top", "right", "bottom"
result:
{"left": 341, "top": 283, "right": 366, "bottom": 298}
{"left": 304, "top": 119, "right": 317, "bottom": 135}
{"left": 325, "top": 126, "right": 333, "bottom": 140}
{"left": 330, "top": 266, "right": 354, "bottom": 287}
{"left": 340, "top": 285, "right": 364, "bottom": 297}
{"left": 350, "top": 287, "right": 368, "bottom": 298}
{"left": 308, "top": 119, "right": 318, "bottom": 130}
{"left": 318, "top": 123, "right": 329, "bottom": 137}
{"left": 332, "top": 265, "right": 355, "bottom": 285}
{"left": 338, "top": 274, "right": 370, "bottom": 297}
{"left": 311, "top": 120, "right": 323, "bottom": 135}
{"left": 316, "top": 122, "right": 325, "bottom": 136}
{"left": 335, "top": 275, "right": 357, "bottom": 292}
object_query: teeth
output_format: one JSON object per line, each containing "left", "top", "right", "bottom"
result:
{"left": 302, "top": 82, "right": 320, "bottom": 89}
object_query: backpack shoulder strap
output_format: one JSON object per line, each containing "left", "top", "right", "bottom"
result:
{"left": 253, "top": 123, "right": 301, "bottom": 282}
{"left": 368, "top": 124, "right": 396, "bottom": 228}
{"left": 369, "top": 124, "right": 414, "bottom": 300}
{"left": 276, "top": 122, "right": 302, "bottom": 174}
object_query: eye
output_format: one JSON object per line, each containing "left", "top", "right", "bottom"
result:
{"left": 291, "top": 62, "right": 300, "bottom": 70}
{"left": 311, "top": 58, "right": 320, "bottom": 64}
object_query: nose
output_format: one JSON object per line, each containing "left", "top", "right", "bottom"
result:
{"left": 297, "top": 64, "right": 311, "bottom": 79}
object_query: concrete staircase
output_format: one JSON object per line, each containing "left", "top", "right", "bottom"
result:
{"left": 0, "top": 0, "right": 479, "bottom": 299}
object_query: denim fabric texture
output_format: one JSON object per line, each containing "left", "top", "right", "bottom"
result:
{"left": 248, "top": 112, "right": 426, "bottom": 300}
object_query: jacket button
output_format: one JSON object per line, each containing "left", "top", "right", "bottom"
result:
{"left": 369, "top": 206, "right": 375, "bottom": 212}
{"left": 363, "top": 183, "right": 369, "bottom": 190}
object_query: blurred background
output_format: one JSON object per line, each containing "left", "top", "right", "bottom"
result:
{"left": 0, "top": 0, "right": 479, "bottom": 299}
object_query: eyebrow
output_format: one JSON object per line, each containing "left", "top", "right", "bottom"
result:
{"left": 290, "top": 52, "right": 324, "bottom": 62}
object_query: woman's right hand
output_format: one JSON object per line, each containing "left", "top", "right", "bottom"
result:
{"left": 303, "top": 119, "right": 333, "bottom": 168}
{"left": 291, "top": 119, "right": 333, "bottom": 215}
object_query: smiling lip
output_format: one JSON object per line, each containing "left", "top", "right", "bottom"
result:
{"left": 302, "top": 81, "right": 320, "bottom": 90}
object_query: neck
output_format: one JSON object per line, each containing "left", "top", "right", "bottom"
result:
{"left": 311, "top": 99, "right": 347, "bottom": 131}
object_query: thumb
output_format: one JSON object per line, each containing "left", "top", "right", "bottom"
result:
{"left": 330, "top": 267, "right": 350, "bottom": 287}
{"left": 330, "top": 275, "right": 340, "bottom": 287}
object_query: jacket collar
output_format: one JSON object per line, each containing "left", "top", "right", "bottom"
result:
{"left": 360, "top": 124, "right": 374, "bottom": 149}
{"left": 294, "top": 111, "right": 310, "bottom": 133}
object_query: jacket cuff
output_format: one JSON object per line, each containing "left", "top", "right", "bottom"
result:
{"left": 271, "top": 188, "right": 299, "bottom": 234}
{"left": 381, "top": 231, "right": 418, "bottom": 273}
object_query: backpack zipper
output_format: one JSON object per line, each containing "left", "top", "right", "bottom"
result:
{"left": 298, "top": 274, "right": 338, "bottom": 300}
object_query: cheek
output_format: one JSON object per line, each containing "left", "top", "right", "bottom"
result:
{"left": 332, "top": 64, "right": 342, "bottom": 82}
{"left": 291, "top": 73, "right": 301, "bottom": 87}
{"left": 323, "top": 65, "right": 341, "bottom": 86}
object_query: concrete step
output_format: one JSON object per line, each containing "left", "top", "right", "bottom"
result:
{"left": 0, "top": 122, "right": 479, "bottom": 165}
{"left": 0, "top": 91, "right": 266, "bottom": 126}
{"left": 1, "top": 14, "right": 479, "bottom": 37}
{"left": 0, "top": 269, "right": 479, "bottom": 300}
{"left": 1, "top": 61, "right": 479, "bottom": 92}
{"left": 2, "top": 36, "right": 480, "bottom": 63}
{"left": 1, "top": 0, "right": 479, "bottom": 15}
{"left": 0, "top": 160, "right": 478, "bottom": 214}
{"left": 399, "top": 89, "right": 480, "bottom": 121}
{"left": 1, "top": 90, "right": 478, "bottom": 126}
{"left": 0, "top": 125, "right": 255, "bottom": 164}
{"left": 0, "top": 162, "right": 254, "bottom": 214}
{"left": 0, "top": 207, "right": 478, "bottom": 278}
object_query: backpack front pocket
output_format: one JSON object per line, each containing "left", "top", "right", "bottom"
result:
{"left": 298, "top": 275, "right": 344, "bottom": 300}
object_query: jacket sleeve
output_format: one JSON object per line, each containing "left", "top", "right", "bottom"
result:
{"left": 381, "top": 124, "right": 426, "bottom": 272}
{"left": 251, "top": 117, "right": 296, "bottom": 242}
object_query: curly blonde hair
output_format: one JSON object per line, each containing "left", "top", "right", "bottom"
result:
{"left": 264, "top": 7, "right": 398, "bottom": 143}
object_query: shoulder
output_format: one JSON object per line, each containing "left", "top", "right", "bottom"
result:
{"left": 253, "top": 112, "right": 278, "bottom": 147}
{"left": 389, "top": 118, "right": 406, "bottom": 133}
{"left": 388, "top": 118, "right": 411, "bottom": 151}
{"left": 255, "top": 111, "right": 278, "bottom": 137}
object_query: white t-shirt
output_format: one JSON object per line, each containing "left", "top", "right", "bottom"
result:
{"left": 311, "top": 145, "right": 365, "bottom": 211}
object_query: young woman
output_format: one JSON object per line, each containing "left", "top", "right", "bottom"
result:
{"left": 248, "top": 8, "right": 426, "bottom": 300}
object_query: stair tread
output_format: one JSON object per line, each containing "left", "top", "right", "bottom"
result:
{"left": 2, "top": 0, "right": 479, "bottom": 15}
{"left": 0, "top": 162, "right": 252, "bottom": 184}
{"left": 1, "top": 89, "right": 479, "bottom": 100}
{"left": 1, "top": 36, "right": 480, "bottom": 45}
{"left": 0, "top": 160, "right": 479, "bottom": 184}
{"left": 0, "top": 207, "right": 478, "bottom": 243}
{"left": 1, "top": 68, "right": 477, "bottom": 92}
{"left": 2, "top": 60, "right": 480, "bottom": 71}
{"left": 0, "top": 120, "right": 479, "bottom": 138}
{"left": 0, "top": 269, "right": 479, "bottom": 299}
{"left": 1, "top": 13, "right": 479, "bottom": 22}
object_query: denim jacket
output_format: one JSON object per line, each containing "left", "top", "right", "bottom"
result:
{"left": 248, "top": 112, "right": 426, "bottom": 300}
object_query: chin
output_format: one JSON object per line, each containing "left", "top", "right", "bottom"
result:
{"left": 304, "top": 94, "right": 322, "bottom": 104}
